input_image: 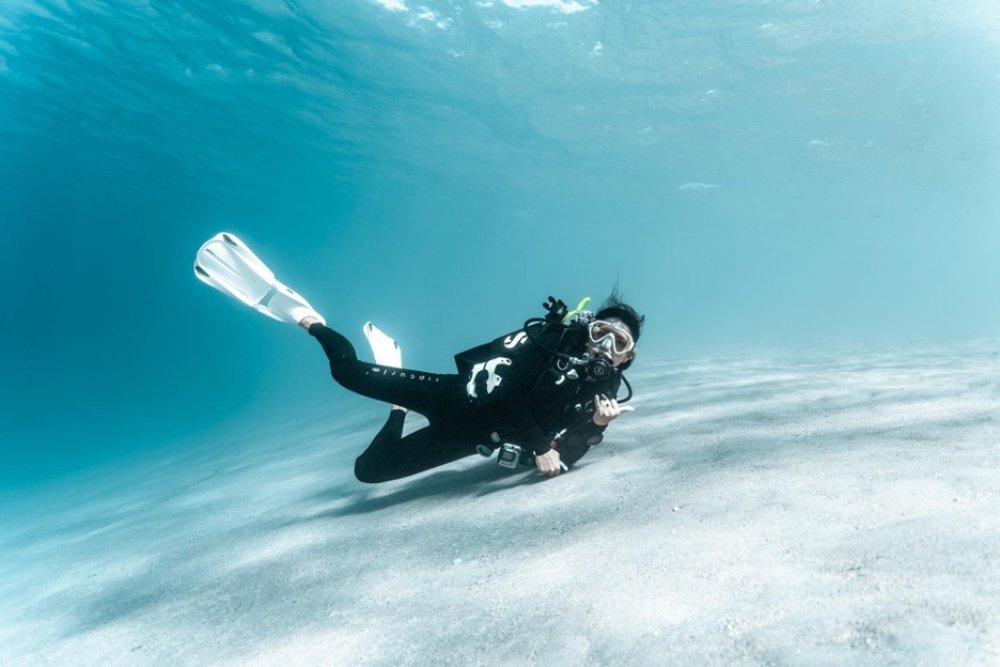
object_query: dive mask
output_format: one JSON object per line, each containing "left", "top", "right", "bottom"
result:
{"left": 588, "top": 319, "right": 635, "bottom": 357}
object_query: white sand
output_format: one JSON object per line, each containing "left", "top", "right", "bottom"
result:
{"left": 2, "top": 342, "right": 999, "bottom": 666}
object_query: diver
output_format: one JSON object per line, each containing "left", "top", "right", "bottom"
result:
{"left": 195, "top": 232, "right": 643, "bottom": 482}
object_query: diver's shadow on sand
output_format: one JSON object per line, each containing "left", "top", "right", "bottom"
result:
{"left": 311, "top": 462, "right": 539, "bottom": 518}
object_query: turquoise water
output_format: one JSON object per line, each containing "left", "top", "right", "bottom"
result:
{"left": 2, "top": 0, "right": 998, "bottom": 487}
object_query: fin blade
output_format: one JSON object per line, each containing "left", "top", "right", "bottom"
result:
{"left": 194, "top": 232, "right": 276, "bottom": 306}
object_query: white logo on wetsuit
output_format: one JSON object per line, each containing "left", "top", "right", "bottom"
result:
{"left": 466, "top": 357, "right": 512, "bottom": 399}
{"left": 503, "top": 331, "right": 528, "bottom": 349}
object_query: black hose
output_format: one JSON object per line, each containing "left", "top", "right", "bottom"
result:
{"left": 522, "top": 316, "right": 632, "bottom": 404}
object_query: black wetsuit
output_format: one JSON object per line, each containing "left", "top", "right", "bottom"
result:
{"left": 310, "top": 321, "right": 620, "bottom": 483}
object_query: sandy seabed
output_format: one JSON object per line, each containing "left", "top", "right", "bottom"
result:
{"left": 2, "top": 342, "right": 999, "bottom": 666}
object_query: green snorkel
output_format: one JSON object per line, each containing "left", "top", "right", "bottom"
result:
{"left": 562, "top": 296, "right": 592, "bottom": 324}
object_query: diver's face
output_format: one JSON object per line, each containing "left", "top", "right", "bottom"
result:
{"left": 587, "top": 317, "right": 636, "bottom": 368}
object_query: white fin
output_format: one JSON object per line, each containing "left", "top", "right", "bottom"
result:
{"left": 363, "top": 322, "right": 402, "bottom": 368}
{"left": 194, "top": 232, "right": 325, "bottom": 326}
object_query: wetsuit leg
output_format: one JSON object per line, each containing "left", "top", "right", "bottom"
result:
{"left": 354, "top": 410, "right": 479, "bottom": 483}
{"left": 310, "top": 323, "right": 466, "bottom": 418}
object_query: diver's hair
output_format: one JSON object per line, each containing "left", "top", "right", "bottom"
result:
{"left": 595, "top": 288, "right": 645, "bottom": 343}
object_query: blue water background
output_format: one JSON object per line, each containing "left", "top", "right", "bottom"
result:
{"left": 1, "top": 0, "right": 998, "bottom": 488}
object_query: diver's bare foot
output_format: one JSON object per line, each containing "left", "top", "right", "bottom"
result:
{"left": 298, "top": 314, "right": 323, "bottom": 330}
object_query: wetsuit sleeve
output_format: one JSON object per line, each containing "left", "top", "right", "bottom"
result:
{"left": 555, "top": 419, "right": 607, "bottom": 467}
{"left": 504, "top": 391, "right": 555, "bottom": 456}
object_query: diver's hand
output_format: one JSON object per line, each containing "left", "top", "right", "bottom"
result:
{"left": 592, "top": 394, "right": 635, "bottom": 426}
{"left": 535, "top": 449, "right": 563, "bottom": 477}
